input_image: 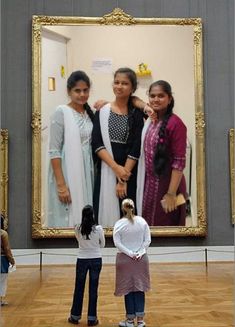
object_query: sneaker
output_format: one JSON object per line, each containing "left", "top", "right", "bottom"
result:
{"left": 0, "top": 301, "right": 8, "bottom": 306}
{"left": 68, "top": 316, "right": 79, "bottom": 324}
{"left": 87, "top": 319, "right": 99, "bottom": 326}
{"left": 119, "top": 320, "right": 134, "bottom": 327}
{"left": 137, "top": 321, "right": 146, "bottom": 327}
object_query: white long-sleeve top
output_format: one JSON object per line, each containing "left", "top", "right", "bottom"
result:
{"left": 113, "top": 216, "right": 151, "bottom": 258}
{"left": 75, "top": 225, "right": 105, "bottom": 259}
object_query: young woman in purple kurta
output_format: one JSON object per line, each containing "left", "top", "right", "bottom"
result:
{"left": 137, "top": 80, "right": 187, "bottom": 226}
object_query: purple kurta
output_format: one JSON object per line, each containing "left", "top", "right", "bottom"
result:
{"left": 142, "top": 114, "right": 187, "bottom": 226}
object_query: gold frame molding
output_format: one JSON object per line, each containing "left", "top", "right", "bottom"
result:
{"left": 32, "top": 8, "right": 206, "bottom": 238}
{"left": 0, "top": 129, "right": 9, "bottom": 229}
{"left": 229, "top": 128, "right": 235, "bottom": 224}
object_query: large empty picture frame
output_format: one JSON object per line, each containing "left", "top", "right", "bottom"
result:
{"left": 32, "top": 8, "right": 206, "bottom": 238}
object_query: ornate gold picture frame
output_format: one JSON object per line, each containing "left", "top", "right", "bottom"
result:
{"left": 0, "top": 129, "right": 9, "bottom": 228}
{"left": 32, "top": 8, "right": 206, "bottom": 238}
{"left": 229, "top": 128, "right": 235, "bottom": 224}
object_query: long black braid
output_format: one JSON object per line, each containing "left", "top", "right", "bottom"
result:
{"left": 150, "top": 80, "right": 174, "bottom": 176}
{"left": 67, "top": 70, "right": 94, "bottom": 122}
{"left": 84, "top": 102, "right": 95, "bottom": 122}
{"left": 126, "top": 95, "right": 136, "bottom": 150}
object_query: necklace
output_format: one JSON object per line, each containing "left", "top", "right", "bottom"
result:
{"left": 68, "top": 103, "right": 85, "bottom": 114}
{"left": 111, "top": 102, "right": 128, "bottom": 115}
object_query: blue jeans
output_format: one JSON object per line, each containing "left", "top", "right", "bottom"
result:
{"left": 124, "top": 291, "right": 145, "bottom": 319}
{"left": 70, "top": 258, "right": 102, "bottom": 321}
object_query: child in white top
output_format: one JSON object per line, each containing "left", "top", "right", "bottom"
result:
{"left": 68, "top": 205, "right": 105, "bottom": 326}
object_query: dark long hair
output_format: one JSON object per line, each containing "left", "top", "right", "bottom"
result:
{"left": 149, "top": 80, "right": 174, "bottom": 176}
{"left": 67, "top": 70, "right": 94, "bottom": 122}
{"left": 79, "top": 205, "right": 96, "bottom": 239}
{"left": 1, "top": 214, "right": 5, "bottom": 230}
{"left": 114, "top": 67, "right": 138, "bottom": 151}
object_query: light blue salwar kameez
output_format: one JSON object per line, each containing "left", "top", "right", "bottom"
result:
{"left": 47, "top": 105, "right": 94, "bottom": 227}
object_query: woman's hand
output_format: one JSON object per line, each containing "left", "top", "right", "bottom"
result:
{"left": 161, "top": 193, "right": 177, "bottom": 213}
{"left": 144, "top": 104, "right": 158, "bottom": 122}
{"left": 133, "top": 254, "right": 141, "bottom": 261}
{"left": 57, "top": 185, "right": 72, "bottom": 204}
{"left": 132, "top": 252, "right": 143, "bottom": 261}
{"left": 113, "top": 164, "right": 131, "bottom": 182}
{"left": 93, "top": 99, "right": 108, "bottom": 110}
{"left": 10, "top": 257, "right": 15, "bottom": 265}
{"left": 116, "top": 181, "right": 127, "bottom": 199}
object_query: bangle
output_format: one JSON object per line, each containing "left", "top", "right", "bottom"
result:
{"left": 57, "top": 187, "right": 67, "bottom": 193}
{"left": 166, "top": 192, "right": 176, "bottom": 197}
{"left": 143, "top": 104, "right": 149, "bottom": 114}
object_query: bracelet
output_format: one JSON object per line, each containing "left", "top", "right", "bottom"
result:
{"left": 144, "top": 104, "right": 154, "bottom": 115}
{"left": 143, "top": 104, "right": 149, "bottom": 114}
{"left": 166, "top": 192, "right": 176, "bottom": 197}
{"left": 57, "top": 188, "right": 67, "bottom": 194}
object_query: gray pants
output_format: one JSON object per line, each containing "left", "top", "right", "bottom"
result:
{"left": 0, "top": 273, "right": 8, "bottom": 296}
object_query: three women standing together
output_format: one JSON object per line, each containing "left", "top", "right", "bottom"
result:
{"left": 48, "top": 69, "right": 187, "bottom": 227}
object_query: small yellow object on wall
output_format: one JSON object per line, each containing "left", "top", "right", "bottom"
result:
{"left": 136, "top": 63, "right": 152, "bottom": 77}
{"left": 61, "top": 65, "right": 65, "bottom": 78}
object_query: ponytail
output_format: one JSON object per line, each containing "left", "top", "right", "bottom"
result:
{"left": 121, "top": 198, "right": 135, "bottom": 222}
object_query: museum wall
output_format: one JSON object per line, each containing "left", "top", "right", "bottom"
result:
{"left": 1, "top": 0, "right": 234, "bottom": 248}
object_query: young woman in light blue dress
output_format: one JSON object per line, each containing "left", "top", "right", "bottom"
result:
{"left": 47, "top": 71, "right": 95, "bottom": 227}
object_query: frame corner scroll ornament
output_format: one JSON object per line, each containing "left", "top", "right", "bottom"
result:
{"left": 100, "top": 8, "right": 136, "bottom": 25}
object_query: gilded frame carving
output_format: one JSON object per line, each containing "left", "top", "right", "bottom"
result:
{"left": 0, "top": 129, "right": 9, "bottom": 229}
{"left": 229, "top": 128, "right": 235, "bottom": 224}
{"left": 32, "top": 8, "right": 206, "bottom": 238}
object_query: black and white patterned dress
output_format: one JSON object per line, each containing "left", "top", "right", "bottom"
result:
{"left": 92, "top": 107, "right": 144, "bottom": 222}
